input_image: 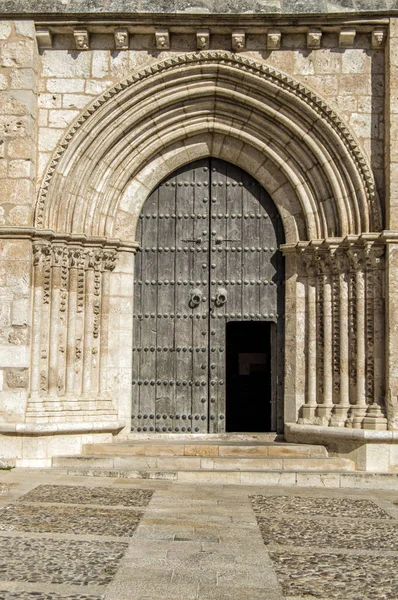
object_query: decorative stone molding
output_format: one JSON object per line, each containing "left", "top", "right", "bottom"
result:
{"left": 155, "top": 28, "right": 170, "bottom": 50}
{"left": 114, "top": 28, "right": 129, "bottom": 50}
{"left": 339, "top": 28, "right": 356, "bottom": 48}
{"left": 284, "top": 235, "right": 387, "bottom": 431}
{"left": 307, "top": 28, "right": 322, "bottom": 49}
{"left": 36, "top": 27, "right": 52, "bottom": 50}
{"left": 267, "top": 29, "right": 281, "bottom": 50}
{"left": 232, "top": 30, "right": 246, "bottom": 51}
{"left": 196, "top": 29, "right": 210, "bottom": 50}
{"left": 73, "top": 28, "right": 89, "bottom": 50}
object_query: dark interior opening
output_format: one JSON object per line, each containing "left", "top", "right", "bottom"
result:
{"left": 225, "top": 321, "right": 272, "bottom": 432}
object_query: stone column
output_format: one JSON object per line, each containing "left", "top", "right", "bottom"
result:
{"left": 363, "top": 245, "right": 388, "bottom": 429}
{"left": 315, "top": 249, "right": 334, "bottom": 425}
{"left": 48, "top": 245, "right": 63, "bottom": 396}
{"left": 330, "top": 251, "right": 351, "bottom": 426}
{"left": 65, "top": 248, "right": 80, "bottom": 396}
{"left": 348, "top": 247, "right": 367, "bottom": 428}
{"left": 283, "top": 251, "right": 306, "bottom": 424}
{"left": 298, "top": 248, "right": 317, "bottom": 424}
{"left": 30, "top": 243, "right": 50, "bottom": 398}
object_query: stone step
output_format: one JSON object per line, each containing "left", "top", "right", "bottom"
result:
{"left": 23, "top": 467, "right": 398, "bottom": 489}
{"left": 82, "top": 442, "right": 328, "bottom": 458}
{"left": 53, "top": 454, "right": 354, "bottom": 471}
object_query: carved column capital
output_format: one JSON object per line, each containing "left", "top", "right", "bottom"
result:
{"left": 68, "top": 247, "right": 85, "bottom": 268}
{"left": 347, "top": 246, "right": 366, "bottom": 271}
{"left": 102, "top": 249, "right": 118, "bottom": 271}
{"left": 33, "top": 242, "right": 51, "bottom": 266}
{"left": 364, "top": 244, "right": 385, "bottom": 270}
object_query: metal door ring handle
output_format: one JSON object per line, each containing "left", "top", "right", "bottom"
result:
{"left": 189, "top": 288, "right": 202, "bottom": 308}
{"left": 215, "top": 288, "right": 227, "bottom": 307}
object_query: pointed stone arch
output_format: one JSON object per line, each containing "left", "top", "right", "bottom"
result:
{"left": 35, "top": 51, "right": 381, "bottom": 244}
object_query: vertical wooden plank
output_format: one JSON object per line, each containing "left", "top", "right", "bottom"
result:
{"left": 209, "top": 158, "right": 228, "bottom": 432}
{"left": 191, "top": 160, "right": 210, "bottom": 432}
{"left": 175, "top": 163, "right": 196, "bottom": 432}
{"left": 154, "top": 178, "right": 176, "bottom": 432}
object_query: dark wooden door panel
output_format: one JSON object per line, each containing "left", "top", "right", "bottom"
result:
{"left": 132, "top": 158, "right": 283, "bottom": 433}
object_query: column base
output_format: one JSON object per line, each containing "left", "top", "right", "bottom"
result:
{"left": 314, "top": 404, "right": 334, "bottom": 426}
{"left": 351, "top": 406, "right": 367, "bottom": 429}
{"left": 362, "top": 404, "right": 388, "bottom": 430}
{"left": 298, "top": 405, "right": 317, "bottom": 424}
{"left": 329, "top": 404, "right": 351, "bottom": 427}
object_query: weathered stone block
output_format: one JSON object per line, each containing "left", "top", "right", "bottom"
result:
{"left": 38, "top": 93, "right": 62, "bottom": 108}
{"left": 2, "top": 179, "right": 33, "bottom": 204}
{"left": 8, "top": 138, "right": 33, "bottom": 159}
{"left": 8, "top": 159, "right": 32, "bottom": 178}
{"left": 48, "top": 109, "right": 79, "bottom": 128}
{"left": 11, "top": 298, "right": 29, "bottom": 326}
{"left": 0, "top": 74, "right": 8, "bottom": 90}
{"left": 0, "top": 40, "right": 35, "bottom": 68}
{"left": 0, "top": 94, "right": 30, "bottom": 116}
{"left": 10, "top": 69, "right": 36, "bottom": 90}
{"left": 92, "top": 50, "right": 109, "bottom": 77}
{"left": 62, "top": 94, "right": 91, "bottom": 109}
{"left": 0, "top": 345, "right": 29, "bottom": 368}
{"left": 38, "top": 127, "right": 64, "bottom": 152}
{"left": 8, "top": 327, "right": 29, "bottom": 346}
{"left": 0, "top": 115, "right": 29, "bottom": 138}
{"left": 0, "top": 159, "right": 6, "bottom": 178}
{"left": 46, "top": 78, "right": 85, "bottom": 93}
{"left": 42, "top": 50, "right": 91, "bottom": 78}
{"left": 0, "top": 21, "right": 12, "bottom": 41}
{"left": 6, "top": 368, "right": 28, "bottom": 389}
{"left": 14, "top": 21, "right": 35, "bottom": 39}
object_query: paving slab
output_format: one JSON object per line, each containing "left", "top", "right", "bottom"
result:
{"left": 0, "top": 469, "right": 398, "bottom": 599}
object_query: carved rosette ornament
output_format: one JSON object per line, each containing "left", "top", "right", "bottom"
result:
{"left": 290, "top": 237, "right": 387, "bottom": 430}
{"left": 28, "top": 239, "right": 120, "bottom": 418}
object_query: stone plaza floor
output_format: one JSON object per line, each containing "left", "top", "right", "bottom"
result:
{"left": 0, "top": 470, "right": 397, "bottom": 599}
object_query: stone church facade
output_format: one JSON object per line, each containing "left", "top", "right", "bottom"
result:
{"left": 1, "top": 0, "right": 398, "bottom": 470}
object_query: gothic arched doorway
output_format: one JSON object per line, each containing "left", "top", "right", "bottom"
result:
{"left": 132, "top": 159, "right": 285, "bottom": 434}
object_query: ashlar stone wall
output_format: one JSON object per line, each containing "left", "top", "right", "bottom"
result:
{"left": 0, "top": 21, "right": 37, "bottom": 424}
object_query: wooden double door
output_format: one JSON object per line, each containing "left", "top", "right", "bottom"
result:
{"left": 132, "top": 159, "right": 284, "bottom": 433}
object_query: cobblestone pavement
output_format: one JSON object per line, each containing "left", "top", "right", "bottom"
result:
{"left": 0, "top": 471, "right": 398, "bottom": 599}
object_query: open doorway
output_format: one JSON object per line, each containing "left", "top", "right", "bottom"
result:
{"left": 225, "top": 321, "right": 273, "bottom": 432}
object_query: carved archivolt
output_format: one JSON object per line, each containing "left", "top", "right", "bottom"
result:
{"left": 36, "top": 51, "right": 381, "bottom": 242}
